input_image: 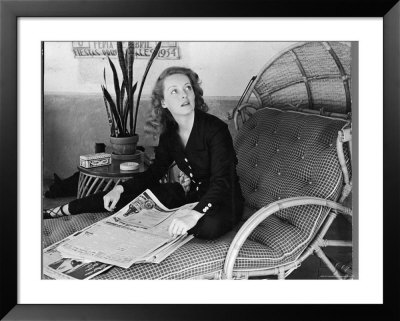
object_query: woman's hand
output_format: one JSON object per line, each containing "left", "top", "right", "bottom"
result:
{"left": 103, "top": 185, "right": 124, "bottom": 211}
{"left": 168, "top": 209, "right": 203, "bottom": 238}
{"left": 178, "top": 171, "right": 191, "bottom": 194}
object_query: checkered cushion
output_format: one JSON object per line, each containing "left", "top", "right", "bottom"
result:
{"left": 42, "top": 209, "right": 297, "bottom": 279}
{"left": 43, "top": 214, "right": 237, "bottom": 279}
{"left": 43, "top": 212, "right": 111, "bottom": 249}
{"left": 43, "top": 107, "right": 349, "bottom": 279}
{"left": 233, "top": 107, "right": 349, "bottom": 269}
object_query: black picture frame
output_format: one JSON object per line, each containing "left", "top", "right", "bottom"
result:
{"left": 1, "top": 0, "right": 399, "bottom": 320}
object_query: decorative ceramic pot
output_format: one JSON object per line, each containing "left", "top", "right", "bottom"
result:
{"left": 110, "top": 134, "right": 139, "bottom": 155}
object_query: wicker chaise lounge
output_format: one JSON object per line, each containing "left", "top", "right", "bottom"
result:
{"left": 43, "top": 41, "right": 353, "bottom": 280}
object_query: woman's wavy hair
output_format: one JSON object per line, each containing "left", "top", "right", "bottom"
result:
{"left": 145, "top": 66, "right": 208, "bottom": 136}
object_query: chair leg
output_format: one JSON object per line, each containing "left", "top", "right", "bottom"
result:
{"left": 313, "top": 246, "right": 344, "bottom": 279}
{"left": 278, "top": 267, "right": 286, "bottom": 280}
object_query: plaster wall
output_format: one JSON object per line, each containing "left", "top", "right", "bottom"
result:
{"left": 45, "top": 41, "right": 295, "bottom": 96}
{"left": 43, "top": 41, "right": 296, "bottom": 179}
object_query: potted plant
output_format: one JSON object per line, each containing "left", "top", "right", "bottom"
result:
{"left": 101, "top": 41, "right": 162, "bottom": 157}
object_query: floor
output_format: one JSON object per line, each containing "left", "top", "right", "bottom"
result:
{"left": 43, "top": 178, "right": 353, "bottom": 280}
{"left": 286, "top": 214, "right": 353, "bottom": 280}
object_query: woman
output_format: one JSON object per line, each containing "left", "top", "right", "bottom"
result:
{"left": 44, "top": 66, "right": 244, "bottom": 240}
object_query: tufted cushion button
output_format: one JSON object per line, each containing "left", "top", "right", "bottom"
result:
{"left": 254, "top": 142, "right": 258, "bottom": 147}
{"left": 254, "top": 187, "right": 258, "bottom": 192}
{"left": 301, "top": 155, "right": 305, "bottom": 159}
{"left": 277, "top": 196, "right": 281, "bottom": 200}
{"left": 278, "top": 172, "right": 281, "bottom": 176}
{"left": 329, "top": 143, "right": 333, "bottom": 147}
{"left": 254, "top": 163, "right": 258, "bottom": 168}
{"left": 276, "top": 148, "right": 280, "bottom": 152}
{"left": 297, "top": 136, "right": 301, "bottom": 140}
{"left": 273, "top": 130, "right": 277, "bottom": 134}
{"left": 309, "top": 181, "right": 312, "bottom": 184}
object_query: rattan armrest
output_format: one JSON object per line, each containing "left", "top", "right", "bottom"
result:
{"left": 232, "top": 103, "right": 259, "bottom": 131}
{"left": 223, "top": 196, "right": 352, "bottom": 279}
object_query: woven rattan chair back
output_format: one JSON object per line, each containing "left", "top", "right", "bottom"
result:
{"left": 225, "top": 41, "right": 353, "bottom": 279}
{"left": 233, "top": 41, "right": 352, "bottom": 131}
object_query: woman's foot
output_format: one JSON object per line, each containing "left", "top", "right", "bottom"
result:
{"left": 43, "top": 204, "right": 70, "bottom": 219}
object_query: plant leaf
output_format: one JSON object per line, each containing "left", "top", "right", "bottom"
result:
{"left": 120, "top": 80, "right": 126, "bottom": 107}
{"left": 120, "top": 80, "right": 126, "bottom": 132}
{"left": 128, "top": 42, "right": 134, "bottom": 85}
{"left": 124, "top": 82, "right": 137, "bottom": 134}
{"left": 107, "top": 56, "right": 121, "bottom": 116}
{"left": 133, "top": 41, "right": 162, "bottom": 134}
{"left": 127, "top": 42, "right": 135, "bottom": 134}
{"left": 125, "top": 49, "right": 128, "bottom": 75}
{"left": 102, "top": 85, "right": 123, "bottom": 135}
{"left": 101, "top": 85, "right": 116, "bottom": 136}
{"left": 103, "top": 67, "right": 107, "bottom": 89}
{"left": 117, "top": 42, "right": 129, "bottom": 86}
{"left": 121, "top": 99, "right": 129, "bottom": 135}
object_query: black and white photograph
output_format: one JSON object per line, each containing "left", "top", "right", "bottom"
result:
{"left": 42, "top": 41, "right": 355, "bottom": 281}
{"left": 1, "top": 0, "right": 399, "bottom": 318}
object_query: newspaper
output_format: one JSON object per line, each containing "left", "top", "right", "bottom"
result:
{"left": 56, "top": 189, "right": 197, "bottom": 269}
{"left": 43, "top": 229, "right": 112, "bottom": 280}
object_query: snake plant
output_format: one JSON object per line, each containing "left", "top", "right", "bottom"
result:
{"left": 101, "top": 41, "right": 162, "bottom": 137}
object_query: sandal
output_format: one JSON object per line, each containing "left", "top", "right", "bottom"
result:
{"left": 43, "top": 204, "right": 69, "bottom": 219}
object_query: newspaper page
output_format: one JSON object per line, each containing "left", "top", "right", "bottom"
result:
{"left": 57, "top": 189, "right": 198, "bottom": 268}
{"left": 43, "top": 230, "right": 112, "bottom": 280}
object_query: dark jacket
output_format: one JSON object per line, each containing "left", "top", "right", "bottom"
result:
{"left": 121, "top": 109, "right": 244, "bottom": 225}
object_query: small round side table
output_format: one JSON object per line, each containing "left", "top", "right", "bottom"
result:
{"left": 77, "top": 159, "right": 148, "bottom": 198}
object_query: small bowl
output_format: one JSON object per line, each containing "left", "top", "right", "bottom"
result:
{"left": 120, "top": 162, "right": 139, "bottom": 171}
